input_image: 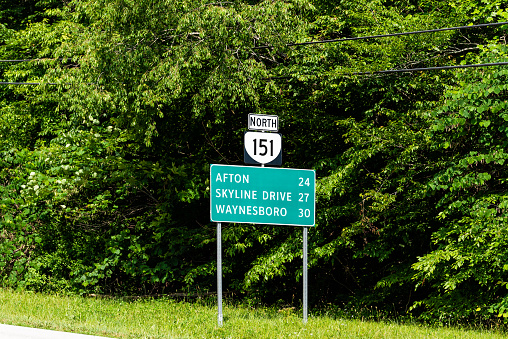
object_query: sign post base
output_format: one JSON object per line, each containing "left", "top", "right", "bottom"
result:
{"left": 217, "top": 222, "right": 223, "bottom": 327}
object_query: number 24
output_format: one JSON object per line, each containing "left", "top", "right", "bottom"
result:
{"left": 299, "top": 177, "right": 310, "bottom": 186}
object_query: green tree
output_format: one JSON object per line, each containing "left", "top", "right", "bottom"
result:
{"left": 412, "top": 43, "right": 508, "bottom": 321}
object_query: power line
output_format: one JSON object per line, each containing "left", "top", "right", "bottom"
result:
{"left": 0, "top": 60, "right": 36, "bottom": 63}
{"left": 2, "top": 62, "right": 508, "bottom": 85}
{"left": 0, "top": 81, "right": 59, "bottom": 85}
{"left": 0, "top": 57, "right": 69, "bottom": 63}
{"left": 264, "top": 61, "right": 508, "bottom": 80}
{"left": 353, "top": 61, "right": 508, "bottom": 75}
{"left": 253, "top": 21, "right": 508, "bottom": 49}
{"left": 1, "top": 22, "right": 507, "bottom": 84}
{"left": 2, "top": 61, "right": 508, "bottom": 85}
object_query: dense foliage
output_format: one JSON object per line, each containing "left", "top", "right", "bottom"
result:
{"left": 1, "top": 0, "right": 507, "bottom": 324}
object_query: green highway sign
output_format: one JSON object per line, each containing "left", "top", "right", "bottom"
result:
{"left": 210, "top": 164, "right": 315, "bottom": 226}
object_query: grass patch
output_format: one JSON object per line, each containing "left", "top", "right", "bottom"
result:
{"left": 0, "top": 289, "right": 506, "bottom": 338}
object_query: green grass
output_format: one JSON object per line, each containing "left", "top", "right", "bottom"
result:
{"left": 0, "top": 289, "right": 506, "bottom": 338}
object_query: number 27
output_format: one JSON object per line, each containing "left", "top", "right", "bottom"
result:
{"left": 299, "top": 193, "right": 309, "bottom": 202}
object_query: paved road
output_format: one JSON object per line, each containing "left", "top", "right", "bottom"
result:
{"left": 0, "top": 324, "right": 116, "bottom": 339}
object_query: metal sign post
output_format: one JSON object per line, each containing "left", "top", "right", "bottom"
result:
{"left": 217, "top": 222, "right": 223, "bottom": 327}
{"left": 303, "top": 226, "right": 308, "bottom": 324}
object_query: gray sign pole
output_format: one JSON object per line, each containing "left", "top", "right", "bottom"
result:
{"left": 217, "top": 222, "right": 223, "bottom": 326}
{"left": 303, "top": 226, "right": 308, "bottom": 324}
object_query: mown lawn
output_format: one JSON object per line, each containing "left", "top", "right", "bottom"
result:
{"left": 0, "top": 289, "right": 506, "bottom": 338}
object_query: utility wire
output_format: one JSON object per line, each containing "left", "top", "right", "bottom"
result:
{"left": 253, "top": 21, "right": 508, "bottom": 49}
{"left": 0, "top": 81, "right": 60, "bottom": 85}
{"left": 264, "top": 61, "right": 508, "bottom": 80}
{"left": 3, "top": 62, "right": 508, "bottom": 84}
{"left": 3, "top": 62, "right": 508, "bottom": 85}
{"left": 0, "top": 59, "right": 37, "bottom": 63}
{"left": 0, "top": 57, "right": 69, "bottom": 63}
{"left": 353, "top": 61, "right": 508, "bottom": 75}
{"left": 1, "top": 22, "right": 507, "bottom": 84}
